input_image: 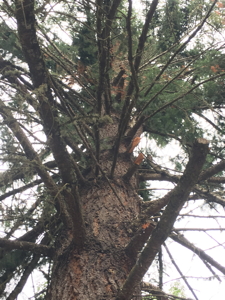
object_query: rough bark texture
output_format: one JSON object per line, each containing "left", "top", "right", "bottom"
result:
{"left": 45, "top": 139, "right": 209, "bottom": 300}
{"left": 47, "top": 146, "right": 142, "bottom": 299}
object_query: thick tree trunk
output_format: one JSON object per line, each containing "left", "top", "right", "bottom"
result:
{"left": 47, "top": 116, "right": 142, "bottom": 299}
{"left": 47, "top": 178, "right": 141, "bottom": 299}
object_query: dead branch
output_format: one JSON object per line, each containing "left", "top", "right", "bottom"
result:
{"left": 116, "top": 138, "right": 209, "bottom": 300}
{"left": 194, "top": 187, "right": 225, "bottom": 207}
{"left": 164, "top": 243, "right": 199, "bottom": 300}
{"left": 6, "top": 254, "right": 41, "bottom": 300}
{"left": 0, "top": 238, "right": 53, "bottom": 256}
{"left": 170, "top": 232, "right": 225, "bottom": 275}
{"left": 142, "top": 281, "right": 193, "bottom": 300}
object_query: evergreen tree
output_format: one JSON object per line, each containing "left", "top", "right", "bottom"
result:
{"left": 0, "top": 0, "right": 225, "bottom": 299}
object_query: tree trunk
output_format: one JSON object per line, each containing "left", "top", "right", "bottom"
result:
{"left": 47, "top": 180, "right": 141, "bottom": 299}
{"left": 47, "top": 119, "right": 142, "bottom": 299}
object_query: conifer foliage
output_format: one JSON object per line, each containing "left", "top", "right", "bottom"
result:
{"left": 0, "top": 0, "right": 225, "bottom": 299}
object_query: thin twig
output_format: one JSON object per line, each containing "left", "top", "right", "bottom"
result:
{"left": 164, "top": 243, "right": 199, "bottom": 300}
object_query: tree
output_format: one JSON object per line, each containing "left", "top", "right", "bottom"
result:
{"left": 0, "top": 0, "right": 225, "bottom": 299}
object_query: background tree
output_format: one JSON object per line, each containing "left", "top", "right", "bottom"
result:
{"left": 0, "top": 0, "right": 225, "bottom": 299}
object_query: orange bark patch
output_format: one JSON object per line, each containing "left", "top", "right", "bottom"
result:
{"left": 142, "top": 222, "right": 151, "bottom": 230}
{"left": 134, "top": 153, "right": 145, "bottom": 165}
{"left": 217, "top": 2, "right": 224, "bottom": 8}
{"left": 127, "top": 137, "right": 141, "bottom": 153}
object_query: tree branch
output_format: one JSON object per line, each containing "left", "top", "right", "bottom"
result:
{"left": 0, "top": 99, "right": 78, "bottom": 237}
{"left": 174, "top": 228, "right": 225, "bottom": 231}
{"left": 132, "top": 70, "right": 225, "bottom": 137}
{"left": 170, "top": 232, "right": 225, "bottom": 275}
{"left": 0, "top": 158, "right": 56, "bottom": 189}
{"left": 164, "top": 243, "right": 199, "bottom": 300}
{"left": 125, "top": 221, "right": 156, "bottom": 259}
{"left": 199, "top": 159, "right": 225, "bottom": 181}
{"left": 0, "top": 238, "right": 53, "bottom": 257}
{"left": 14, "top": 0, "right": 86, "bottom": 247}
{"left": 194, "top": 187, "right": 225, "bottom": 207}
{"left": 111, "top": 0, "right": 159, "bottom": 177}
{"left": 116, "top": 138, "right": 209, "bottom": 300}
{"left": 6, "top": 254, "right": 41, "bottom": 300}
{"left": 141, "top": 281, "right": 192, "bottom": 300}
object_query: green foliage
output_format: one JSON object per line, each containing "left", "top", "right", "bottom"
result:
{"left": 0, "top": 22, "right": 23, "bottom": 61}
{"left": 0, "top": 250, "right": 28, "bottom": 275}
{"left": 72, "top": 3, "right": 97, "bottom": 67}
{"left": 157, "top": 0, "right": 190, "bottom": 52}
{"left": 169, "top": 281, "right": 186, "bottom": 298}
{"left": 138, "top": 181, "right": 153, "bottom": 202}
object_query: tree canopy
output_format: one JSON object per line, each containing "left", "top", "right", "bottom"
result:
{"left": 0, "top": 0, "right": 225, "bottom": 299}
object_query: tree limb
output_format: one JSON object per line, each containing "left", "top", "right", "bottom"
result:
{"left": 111, "top": 0, "right": 159, "bottom": 177}
{"left": 116, "top": 138, "right": 209, "bottom": 300}
{"left": 194, "top": 187, "right": 225, "bottom": 207}
{"left": 14, "top": 0, "right": 86, "bottom": 247}
{"left": 199, "top": 159, "right": 225, "bottom": 181}
{"left": 6, "top": 254, "right": 41, "bottom": 300}
{"left": 142, "top": 281, "right": 193, "bottom": 300}
{"left": 170, "top": 231, "right": 225, "bottom": 275}
{"left": 0, "top": 238, "right": 53, "bottom": 257}
{"left": 164, "top": 243, "right": 199, "bottom": 300}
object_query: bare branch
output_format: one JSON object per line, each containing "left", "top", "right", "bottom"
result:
{"left": 123, "top": 163, "right": 139, "bottom": 183}
{"left": 170, "top": 232, "right": 225, "bottom": 275}
{"left": 179, "top": 214, "right": 225, "bottom": 219}
{"left": 14, "top": 0, "right": 86, "bottom": 246}
{"left": 0, "top": 178, "right": 43, "bottom": 202}
{"left": 192, "top": 111, "right": 223, "bottom": 133}
{"left": 142, "top": 281, "right": 193, "bottom": 300}
{"left": 111, "top": 0, "right": 159, "bottom": 177}
{"left": 164, "top": 243, "right": 199, "bottom": 300}
{"left": 125, "top": 221, "right": 156, "bottom": 259}
{"left": 0, "top": 238, "right": 53, "bottom": 257}
{"left": 6, "top": 255, "right": 41, "bottom": 300}
{"left": 194, "top": 187, "right": 225, "bottom": 207}
{"left": 116, "top": 138, "right": 209, "bottom": 300}
{"left": 199, "top": 159, "right": 225, "bottom": 182}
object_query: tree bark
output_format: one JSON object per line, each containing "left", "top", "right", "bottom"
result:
{"left": 47, "top": 176, "right": 142, "bottom": 299}
{"left": 44, "top": 106, "right": 143, "bottom": 299}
